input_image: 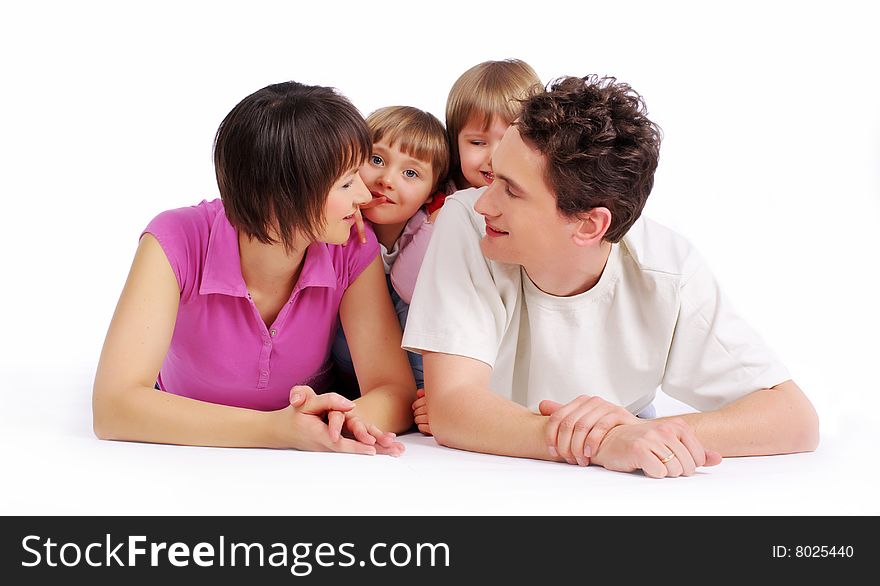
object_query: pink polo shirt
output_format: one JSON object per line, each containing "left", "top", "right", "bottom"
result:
{"left": 142, "top": 199, "right": 379, "bottom": 411}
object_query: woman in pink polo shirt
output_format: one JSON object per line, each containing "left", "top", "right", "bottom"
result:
{"left": 92, "top": 82, "right": 416, "bottom": 455}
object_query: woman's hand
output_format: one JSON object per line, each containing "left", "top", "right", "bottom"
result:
{"left": 271, "top": 386, "right": 376, "bottom": 455}
{"left": 288, "top": 385, "right": 405, "bottom": 456}
{"left": 332, "top": 410, "right": 405, "bottom": 457}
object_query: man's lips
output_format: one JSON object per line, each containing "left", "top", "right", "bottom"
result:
{"left": 485, "top": 221, "right": 508, "bottom": 237}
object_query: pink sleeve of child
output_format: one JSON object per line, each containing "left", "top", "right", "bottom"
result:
{"left": 390, "top": 212, "right": 435, "bottom": 304}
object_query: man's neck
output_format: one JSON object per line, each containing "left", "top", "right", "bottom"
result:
{"left": 522, "top": 241, "right": 613, "bottom": 297}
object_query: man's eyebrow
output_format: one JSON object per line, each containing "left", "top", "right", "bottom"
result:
{"left": 496, "top": 172, "right": 526, "bottom": 194}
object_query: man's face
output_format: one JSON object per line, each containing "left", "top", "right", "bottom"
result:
{"left": 474, "top": 126, "right": 576, "bottom": 268}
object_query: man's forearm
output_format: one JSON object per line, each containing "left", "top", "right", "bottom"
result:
{"left": 669, "top": 380, "right": 819, "bottom": 457}
{"left": 428, "top": 385, "right": 553, "bottom": 460}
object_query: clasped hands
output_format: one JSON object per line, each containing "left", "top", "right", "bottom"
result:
{"left": 412, "top": 390, "right": 722, "bottom": 478}
{"left": 277, "top": 385, "right": 404, "bottom": 456}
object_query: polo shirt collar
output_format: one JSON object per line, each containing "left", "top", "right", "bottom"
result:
{"left": 199, "top": 210, "right": 337, "bottom": 297}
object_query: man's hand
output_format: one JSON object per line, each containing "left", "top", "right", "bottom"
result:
{"left": 540, "top": 395, "right": 639, "bottom": 466}
{"left": 590, "top": 418, "right": 723, "bottom": 478}
{"left": 412, "top": 388, "right": 432, "bottom": 436}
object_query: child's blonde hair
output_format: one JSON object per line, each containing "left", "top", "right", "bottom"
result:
{"left": 446, "top": 59, "right": 541, "bottom": 186}
{"left": 366, "top": 106, "right": 450, "bottom": 192}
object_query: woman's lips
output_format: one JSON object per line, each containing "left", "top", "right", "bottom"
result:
{"left": 480, "top": 171, "right": 495, "bottom": 184}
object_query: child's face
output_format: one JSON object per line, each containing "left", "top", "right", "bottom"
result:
{"left": 359, "top": 140, "right": 435, "bottom": 226}
{"left": 458, "top": 115, "right": 509, "bottom": 188}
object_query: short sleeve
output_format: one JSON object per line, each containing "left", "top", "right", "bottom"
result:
{"left": 390, "top": 213, "right": 434, "bottom": 304}
{"left": 141, "top": 208, "right": 199, "bottom": 298}
{"left": 341, "top": 221, "right": 380, "bottom": 288}
{"left": 402, "top": 197, "right": 508, "bottom": 367}
{"left": 661, "top": 257, "right": 791, "bottom": 411}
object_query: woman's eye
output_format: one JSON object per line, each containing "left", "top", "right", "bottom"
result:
{"left": 371, "top": 155, "right": 384, "bottom": 166}
{"left": 404, "top": 169, "right": 419, "bottom": 179}
{"left": 470, "top": 140, "right": 486, "bottom": 146}
{"left": 343, "top": 181, "right": 354, "bottom": 189}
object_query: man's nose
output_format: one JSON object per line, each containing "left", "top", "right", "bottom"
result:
{"left": 474, "top": 183, "right": 499, "bottom": 216}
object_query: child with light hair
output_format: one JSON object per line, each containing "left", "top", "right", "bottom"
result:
{"left": 332, "top": 106, "right": 450, "bottom": 393}
{"left": 445, "top": 59, "right": 541, "bottom": 189}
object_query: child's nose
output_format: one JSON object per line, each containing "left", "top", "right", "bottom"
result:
{"left": 378, "top": 170, "right": 395, "bottom": 189}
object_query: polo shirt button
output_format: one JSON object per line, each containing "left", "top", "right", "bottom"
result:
{"left": 270, "top": 329, "right": 277, "bottom": 336}
{"left": 264, "top": 341, "right": 270, "bottom": 347}
{"left": 261, "top": 370, "right": 268, "bottom": 376}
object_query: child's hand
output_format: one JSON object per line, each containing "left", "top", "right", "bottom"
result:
{"left": 539, "top": 395, "right": 639, "bottom": 466}
{"left": 412, "top": 388, "right": 432, "bottom": 436}
{"left": 342, "top": 208, "right": 367, "bottom": 246}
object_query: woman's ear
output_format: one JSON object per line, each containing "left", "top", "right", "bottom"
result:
{"left": 571, "top": 207, "right": 612, "bottom": 247}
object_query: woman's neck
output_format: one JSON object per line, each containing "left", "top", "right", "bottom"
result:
{"left": 238, "top": 232, "right": 309, "bottom": 293}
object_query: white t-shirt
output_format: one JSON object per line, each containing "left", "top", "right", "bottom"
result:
{"left": 402, "top": 188, "right": 790, "bottom": 413}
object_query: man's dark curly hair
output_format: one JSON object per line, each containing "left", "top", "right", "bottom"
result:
{"left": 516, "top": 75, "right": 662, "bottom": 243}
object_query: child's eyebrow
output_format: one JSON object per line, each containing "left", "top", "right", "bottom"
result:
{"left": 403, "top": 158, "right": 430, "bottom": 171}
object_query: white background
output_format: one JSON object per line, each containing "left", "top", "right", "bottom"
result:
{"left": 1, "top": 0, "right": 877, "bottom": 514}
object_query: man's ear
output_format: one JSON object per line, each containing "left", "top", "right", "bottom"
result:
{"left": 571, "top": 207, "right": 612, "bottom": 247}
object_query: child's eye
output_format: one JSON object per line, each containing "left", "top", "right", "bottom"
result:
{"left": 371, "top": 155, "right": 384, "bottom": 166}
{"left": 342, "top": 180, "right": 354, "bottom": 189}
{"left": 470, "top": 140, "right": 486, "bottom": 146}
{"left": 403, "top": 169, "right": 419, "bottom": 179}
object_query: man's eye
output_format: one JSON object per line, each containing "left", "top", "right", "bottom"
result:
{"left": 371, "top": 155, "right": 384, "bottom": 166}
{"left": 404, "top": 169, "right": 419, "bottom": 178}
{"left": 504, "top": 185, "right": 517, "bottom": 198}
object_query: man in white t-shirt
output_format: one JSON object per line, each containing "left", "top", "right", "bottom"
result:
{"left": 402, "top": 75, "right": 818, "bottom": 478}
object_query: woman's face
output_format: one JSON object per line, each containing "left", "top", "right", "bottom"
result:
{"left": 319, "top": 166, "right": 371, "bottom": 244}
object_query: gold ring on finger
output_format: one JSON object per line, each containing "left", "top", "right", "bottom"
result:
{"left": 659, "top": 451, "right": 677, "bottom": 464}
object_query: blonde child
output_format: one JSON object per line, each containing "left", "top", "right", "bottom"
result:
{"left": 332, "top": 106, "right": 450, "bottom": 392}
{"left": 445, "top": 59, "right": 541, "bottom": 190}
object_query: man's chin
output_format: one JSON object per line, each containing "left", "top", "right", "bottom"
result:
{"left": 480, "top": 237, "right": 514, "bottom": 263}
